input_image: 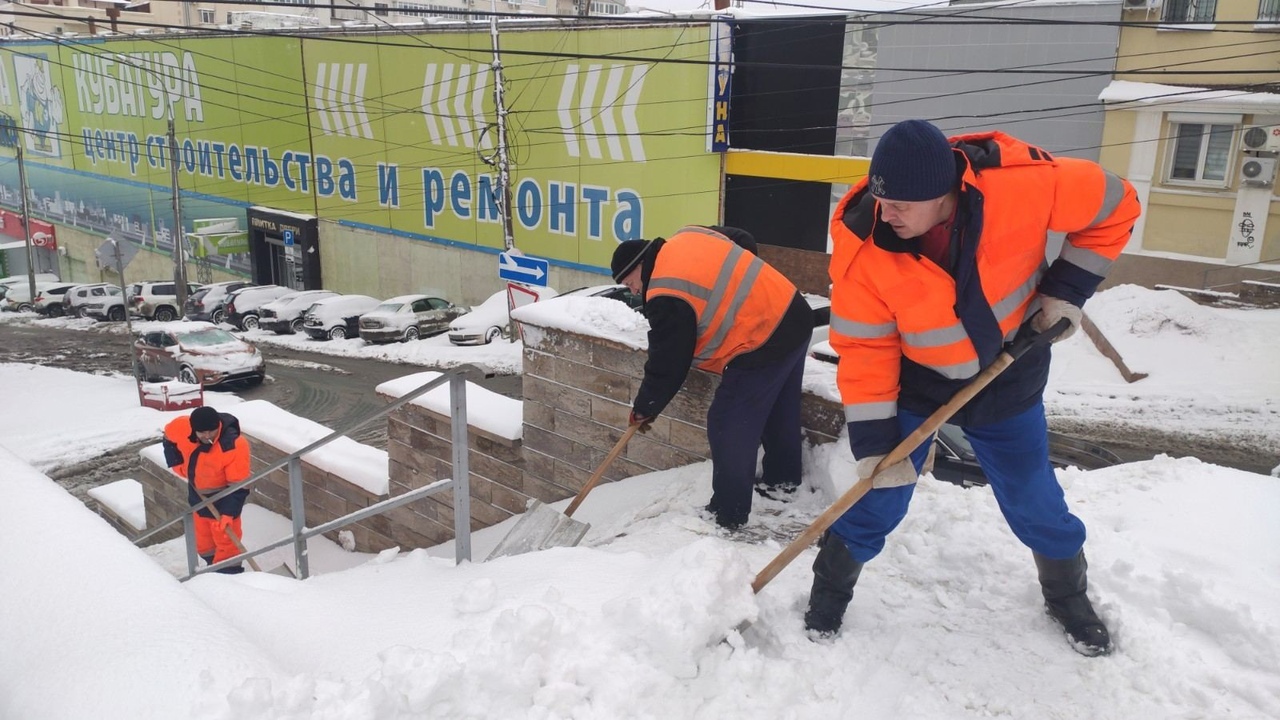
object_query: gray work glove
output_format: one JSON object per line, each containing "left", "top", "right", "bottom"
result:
{"left": 857, "top": 454, "right": 918, "bottom": 489}
{"left": 1032, "top": 295, "right": 1082, "bottom": 343}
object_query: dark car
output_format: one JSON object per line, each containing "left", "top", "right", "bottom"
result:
{"left": 560, "top": 284, "right": 643, "bottom": 310}
{"left": 184, "top": 280, "right": 254, "bottom": 323}
{"left": 929, "top": 424, "right": 1121, "bottom": 488}
{"left": 223, "top": 284, "right": 292, "bottom": 331}
{"left": 809, "top": 340, "right": 1121, "bottom": 487}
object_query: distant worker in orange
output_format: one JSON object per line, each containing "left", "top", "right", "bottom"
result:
{"left": 162, "top": 406, "right": 252, "bottom": 574}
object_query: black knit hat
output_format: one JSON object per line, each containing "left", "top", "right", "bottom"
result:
{"left": 190, "top": 406, "right": 221, "bottom": 432}
{"left": 867, "top": 119, "right": 957, "bottom": 201}
{"left": 611, "top": 239, "right": 653, "bottom": 283}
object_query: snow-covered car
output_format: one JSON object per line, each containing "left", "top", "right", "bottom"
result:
{"left": 358, "top": 294, "right": 468, "bottom": 343}
{"left": 301, "top": 294, "right": 382, "bottom": 340}
{"left": 447, "top": 286, "right": 558, "bottom": 346}
{"left": 183, "top": 280, "right": 254, "bottom": 324}
{"left": 560, "top": 284, "right": 643, "bottom": 311}
{"left": 132, "top": 322, "right": 266, "bottom": 387}
{"left": 223, "top": 284, "right": 292, "bottom": 331}
{"left": 259, "top": 289, "right": 339, "bottom": 334}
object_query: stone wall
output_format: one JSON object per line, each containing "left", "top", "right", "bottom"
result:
{"left": 382, "top": 399, "right": 526, "bottom": 545}
{"left": 381, "top": 322, "right": 845, "bottom": 540}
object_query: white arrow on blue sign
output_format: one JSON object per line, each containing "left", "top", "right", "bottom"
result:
{"left": 498, "top": 251, "right": 549, "bottom": 287}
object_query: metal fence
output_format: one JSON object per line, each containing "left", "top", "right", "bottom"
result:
{"left": 134, "top": 370, "right": 473, "bottom": 580}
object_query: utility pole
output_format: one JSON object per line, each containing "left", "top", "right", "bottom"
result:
{"left": 488, "top": 4, "right": 515, "bottom": 251}
{"left": 167, "top": 118, "right": 189, "bottom": 311}
{"left": 16, "top": 133, "right": 36, "bottom": 303}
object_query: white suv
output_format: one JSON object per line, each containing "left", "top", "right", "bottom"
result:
{"left": 63, "top": 283, "right": 122, "bottom": 318}
{"left": 127, "top": 281, "right": 202, "bottom": 322}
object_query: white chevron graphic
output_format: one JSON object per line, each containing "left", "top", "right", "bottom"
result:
{"left": 421, "top": 63, "right": 493, "bottom": 149}
{"left": 558, "top": 63, "right": 648, "bottom": 162}
{"left": 313, "top": 62, "right": 374, "bottom": 139}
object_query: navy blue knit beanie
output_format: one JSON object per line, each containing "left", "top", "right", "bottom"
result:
{"left": 611, "top": 239, "right": 653, "bottom": 283}
{"left": 867, "top": 119, "right": 957, "bottom": 201}
{"left": 190, "top": 406, "right": 221, "bottom": 432}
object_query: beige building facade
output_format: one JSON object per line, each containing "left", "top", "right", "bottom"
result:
{"left": 1099, "top": 1, "right": 1280, "bottom": 290}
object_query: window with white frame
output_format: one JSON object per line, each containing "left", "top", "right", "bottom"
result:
{"left": 199, "top": 8, "right": 215, "bottom": 23}
{"left": 1166, "top": 115, "right": 1237, "bottom": 187}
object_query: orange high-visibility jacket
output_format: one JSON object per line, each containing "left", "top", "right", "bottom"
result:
{"left": 163, "top": 412, "right": 252, "bottom": 517}
{"left": 829, "top": 131, "right": 1140, "bottom": 457}
{"left": 647, "top": 225, "right": 798, "bottom": 374}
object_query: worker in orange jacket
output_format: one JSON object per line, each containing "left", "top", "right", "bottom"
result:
{"left": 611, "top": 225, "right": 813, "bottom": 529}
{"left": 162, "top": 406, "right": 252, "bottom": 574}
{"left": 808, "top": 120, "right": 1140, "bottom": 656}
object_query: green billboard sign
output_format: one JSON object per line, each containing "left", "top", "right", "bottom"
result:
{"left": 0, "top": 25, "right": 720, "bottom": 271}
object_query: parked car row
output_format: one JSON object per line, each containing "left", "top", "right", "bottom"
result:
{"left": 7, "top": 271, "right": 641, "bottom": 350}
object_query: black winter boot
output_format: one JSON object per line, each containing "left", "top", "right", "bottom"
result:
{"left": 200, "top": 554, "right": 215, "bottom": 567}
{"left": 1034, "top": 551, "right": 1112, "bottom": 657}
{"left": 803, "top": 532, "right": 864, "bottom": 639}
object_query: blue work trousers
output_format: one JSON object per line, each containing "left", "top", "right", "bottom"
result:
{"left": 830, "top": 399, "right": 1086, "bottom": 562}
{"left": 705, "top": 341, "right": 808, "bottom": 525}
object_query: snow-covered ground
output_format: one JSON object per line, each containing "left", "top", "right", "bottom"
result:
{"left": 1, "top": 285, "right": 1278, "bottom": 719}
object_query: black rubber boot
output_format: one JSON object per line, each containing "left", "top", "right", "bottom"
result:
{"left": 1034, "top": 551, "right": 1112, "bottom": 657}
{"left": 200, "top": 554, "right": 215, "bottom": 567}
{"left": 803, "top": 532, "right": 864, "bottom": 639}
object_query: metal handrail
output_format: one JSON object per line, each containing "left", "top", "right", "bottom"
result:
{"left": 1201, "top": 256, "right": 1280, "bottom": 292}
{"left": 133, "top": 369, "right": 474, "bottom": 579}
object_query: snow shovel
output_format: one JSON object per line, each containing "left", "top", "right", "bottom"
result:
{"left": 749, "top": 317, "right": 1071, "bottom": 595}
{"left": 488, "top": 422, "right": 642, "bottom": 560}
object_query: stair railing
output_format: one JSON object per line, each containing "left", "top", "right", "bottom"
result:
{"left": 131, "top": 370, "right": 472, "bottom": 580}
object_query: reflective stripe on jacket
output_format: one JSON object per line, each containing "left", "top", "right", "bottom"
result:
{"left": 829, "top": 131, "right": 1140, "bottom": 457}
{"left": 646, "top": 226, "right": 798, "bottom": 374}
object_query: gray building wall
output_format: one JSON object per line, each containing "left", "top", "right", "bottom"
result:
{"left": 869, "top": 1, "right": 1122, "bottom": 161}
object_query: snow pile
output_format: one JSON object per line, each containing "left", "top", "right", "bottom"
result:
{"left": 513, "top": 295, "right": 649, "bottom": 348}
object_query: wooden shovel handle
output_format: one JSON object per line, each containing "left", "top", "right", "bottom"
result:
{"left": 565, "top": 423, "right": 641, "bottom": 517}
{"left": 205, "top": 502, "right": 263, "bottom": 572}
{"left": 749, "top": 318, "right": 1071, "bottom": 594}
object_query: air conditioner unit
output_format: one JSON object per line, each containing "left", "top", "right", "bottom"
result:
{"left": 1121, "top": 0, "right": 1160, "bottom": 9}
{"left": 1242, "top": 125, "right": 1280, "bottom": 153}
{"left": 1241, "top": 156, "right": 1278, "bottom": 188}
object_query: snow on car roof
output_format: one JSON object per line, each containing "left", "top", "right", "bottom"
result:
{"left": 134, "top": 321, "right": 219, "bottom": 335}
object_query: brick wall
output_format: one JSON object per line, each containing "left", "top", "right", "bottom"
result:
{"left": 381, "top": 322, "right": 845, "bottom": 542}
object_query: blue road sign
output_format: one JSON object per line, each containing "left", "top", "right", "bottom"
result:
{"left": 283, "top": 229, "right": 295, "bottom": 246}
{"left": 498, "top": 251, "right": 549, "bottom": 287}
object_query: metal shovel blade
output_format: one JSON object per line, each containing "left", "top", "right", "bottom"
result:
{"left": 486, "top": 500, "right": 591, "bottom": 561}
